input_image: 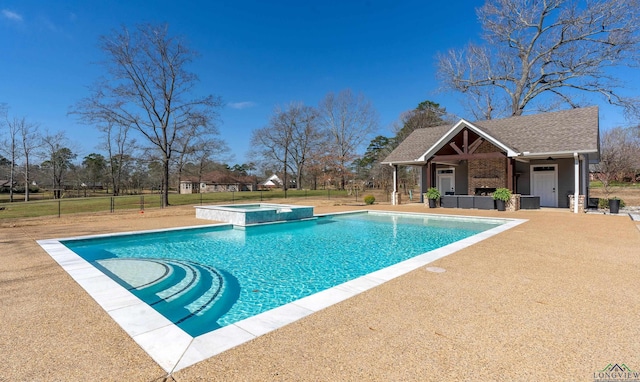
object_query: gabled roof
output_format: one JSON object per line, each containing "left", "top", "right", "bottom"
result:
{"left": 0, "top": 179, "right": 17, "bottom": 187}
{"left": 260, "top": 174, "right": 282, "bottom": 187}
{"left": 383, "top": 106, "right": 599, "bottom": 164}
{"left": 415, "top": 118, "right": 519, "bottom": 162}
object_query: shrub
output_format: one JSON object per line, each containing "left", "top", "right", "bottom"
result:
{"left": 364, "top": 195, "right": 375, "bottom": 205}
{"left": 598, "top": 198, "right": 608, "bottom": 209}
{"left": 599, "top": 197, "right": 626, "bottom": 208}
{"left": 425, "top": 187, "right": 441, "bottom": 200}
{"left": 492, "top": 188, "right": 512, "bottom": 202}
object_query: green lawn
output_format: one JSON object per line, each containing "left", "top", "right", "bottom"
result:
{"left": 0, "top": 189, "right": 349, "bottom": 220}
{"left": 589, "top": 180, "right": 640, "bottom": 188}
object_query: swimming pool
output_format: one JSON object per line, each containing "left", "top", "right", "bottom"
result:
{"left": 38, "top": 210, "right": 526, "bottom": 372}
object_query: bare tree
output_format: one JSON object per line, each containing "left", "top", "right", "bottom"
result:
{"left": 74, "top": 24, "right": 224, "bottom": 207}
{"left": 172, "top": 131, "right": 196, "bottom": 190}
{"left": 0, "top": 106, "right": 17, "bottom": 202}
{"left": 0, "top": 106, "right": 41, "bottom": 201}
{"left": 40, "top": 132, "right": 76, "bottom": 199}
{"left": 300, "top": 136, "right": 332, "bottom": 190}
{"left": 252, "top": 103, "right": 324, "bottom": 190}
{"left": 437, "top": 0, "right": 640, "bottom": 119}
{"left": 172, "top": 124, "right": 226, "bottom": 190}
{"left": 287, "top": 104, "right": 323, "bottom": 189}
{"left": 251, "top": 108, "right": 292, "bottom": 191}
{"left": 318, "top": 89, "right": 379, "bottom": 189}
{"left": 99, "top": 123, "right": 136, "bottom": 196}
{"left": 187, "top": 135, "right": 228, "bottom": 186}
{"left": 16, "top": 117, "right": 40, "bottom": 201}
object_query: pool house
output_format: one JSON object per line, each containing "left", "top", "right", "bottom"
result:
{"left": 382, "top": 107, "right": 600, "bottom": 213}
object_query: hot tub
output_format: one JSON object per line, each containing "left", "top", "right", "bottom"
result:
{"left": 195, "top": 203, "right": 314, "bottom": 226}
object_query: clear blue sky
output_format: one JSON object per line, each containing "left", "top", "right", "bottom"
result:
{"left": 1, "top": 0, "right": 635, "bottom": 165}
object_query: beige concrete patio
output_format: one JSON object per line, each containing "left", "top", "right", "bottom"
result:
{"left": 1, "top": 201, "right": 639, "bottom": 381}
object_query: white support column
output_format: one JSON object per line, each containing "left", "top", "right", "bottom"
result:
{"left": 573, "top": 152, "right": 579, "bottom": 213}
{"left": 393, "top": 165, "right": 397, "bottom": 194}
{"left": 391, "top": 164, "right": 399, "bottom": 205}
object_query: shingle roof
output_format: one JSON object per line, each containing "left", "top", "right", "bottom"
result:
{"left": 473, "top": 106, "right": 599, "bottom": 154}
{"left": 182, "top": 171, "right": 256, "bottom": 184}
{"left": 382, "top": 124, "right": 452, "bottom": 164}
{"left": 383, "top": 107, "right": 599, "bottom": 164}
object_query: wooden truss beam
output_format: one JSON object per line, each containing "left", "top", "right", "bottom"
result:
{"left": 468, "top": 137, "right": 483, "bottom": 154}
{"left": 449, "top": 142, "right": 464, "bottom": 155}
{"left": 433, "top": 152, "right": 506, "bottom": 161}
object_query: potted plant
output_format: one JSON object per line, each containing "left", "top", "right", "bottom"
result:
{"left": 608, "top": 197, "right": 621, "bottom": 214}
{"left": 425, "top": 187, "right": 441, "bottom": 208}
{"left": 492, "top": 188, "right": 512, "bottom": 211}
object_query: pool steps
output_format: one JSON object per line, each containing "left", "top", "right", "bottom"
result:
{"left": 154, "top": 261, "right": 195, "bottom": 302}
{"left": 102, "top": 258, "right": 238, "bottom": 337}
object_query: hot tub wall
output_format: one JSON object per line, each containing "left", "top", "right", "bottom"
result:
{"left": 244, "top": 207, "right": 313, "bottom": 225}
{"left": 195, "top": 204, "right": 314, "bottom": 226}
{"left": 196, "top": 208, "right": 248, "bottom": 225}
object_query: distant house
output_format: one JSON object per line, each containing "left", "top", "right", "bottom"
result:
{"left": 382, "top": 107, "right": 600, "bottom": 212}
{"left": 258, "top": 174, "right": 297, "bottom": 189}
{"left": 179, "top": 171, "right": 257, "bottom": 194}
{"left": 259, "top": 174, "right": 282, "bottom": 189}
{"left": 0, "top": 179, "right": 14, "bottom": 191}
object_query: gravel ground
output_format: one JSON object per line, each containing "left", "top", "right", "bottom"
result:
{"left": 1, "top": 201, "right": 639, "bottom": 381}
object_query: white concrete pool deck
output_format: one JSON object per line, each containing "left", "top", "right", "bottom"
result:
{"left": 37, "top": 211, "right": 526, "bottom": 373}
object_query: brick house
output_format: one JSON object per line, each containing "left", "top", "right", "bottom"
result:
{"left": 382, "top": 107, "right": 600, "bottom": 212}
{"left": 179, "top": 171, "right": 257, "bottom": 194}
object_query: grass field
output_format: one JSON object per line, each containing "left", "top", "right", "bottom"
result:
{"left": 0, "top": 189, "right": 363, "bottom": 220}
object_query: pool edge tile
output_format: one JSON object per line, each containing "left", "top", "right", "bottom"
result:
{"left": 173, "top": 325, "right": 256, "bottom": 372}
{"left": 132, "top": 323, "right": 193, "bottom": 373}
{"left": 234, "top": 303, "right": 315, "bottom": 337}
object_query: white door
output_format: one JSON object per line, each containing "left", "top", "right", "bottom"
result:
{"left": 437, "top": 168, "right": 455, "bottom": 195}
{"left": 531, "top": 165, "right": 558, "bottom": 207}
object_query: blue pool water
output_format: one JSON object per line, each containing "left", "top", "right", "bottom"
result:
{"left": 62, "top": 212, "right": 503, "bottom": 337}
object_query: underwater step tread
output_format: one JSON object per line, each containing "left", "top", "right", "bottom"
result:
{"left": 140, "top": 259, "right": 225, "bottom": 324}
{"left": 154, "top": 261, "right": 200, "bottom": 302}
{"left": 182, "top": 262, "right": 225, "bottom": 317}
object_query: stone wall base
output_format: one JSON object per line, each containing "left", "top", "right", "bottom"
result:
{"left": 568, "top": 194, "right": 586, "bottom": 213}
{"left": 507, "top": 194, "right": 520, "bottom": 211}
{"left": 391, "top": 192, "right": 401, "bottom": 205}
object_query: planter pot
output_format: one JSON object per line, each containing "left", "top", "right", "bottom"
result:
{"left": 428, "top": 198, "right": 438, "bottom": 208}
{"left": 495, "top": 199, "right": 506, "bottom": 211}
{"left": 609, "top": 199, "right": 620, "bottom": 214}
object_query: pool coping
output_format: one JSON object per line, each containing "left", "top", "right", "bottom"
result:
{"left": 37, "top": 211, "right": 526, "bottom": 373}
